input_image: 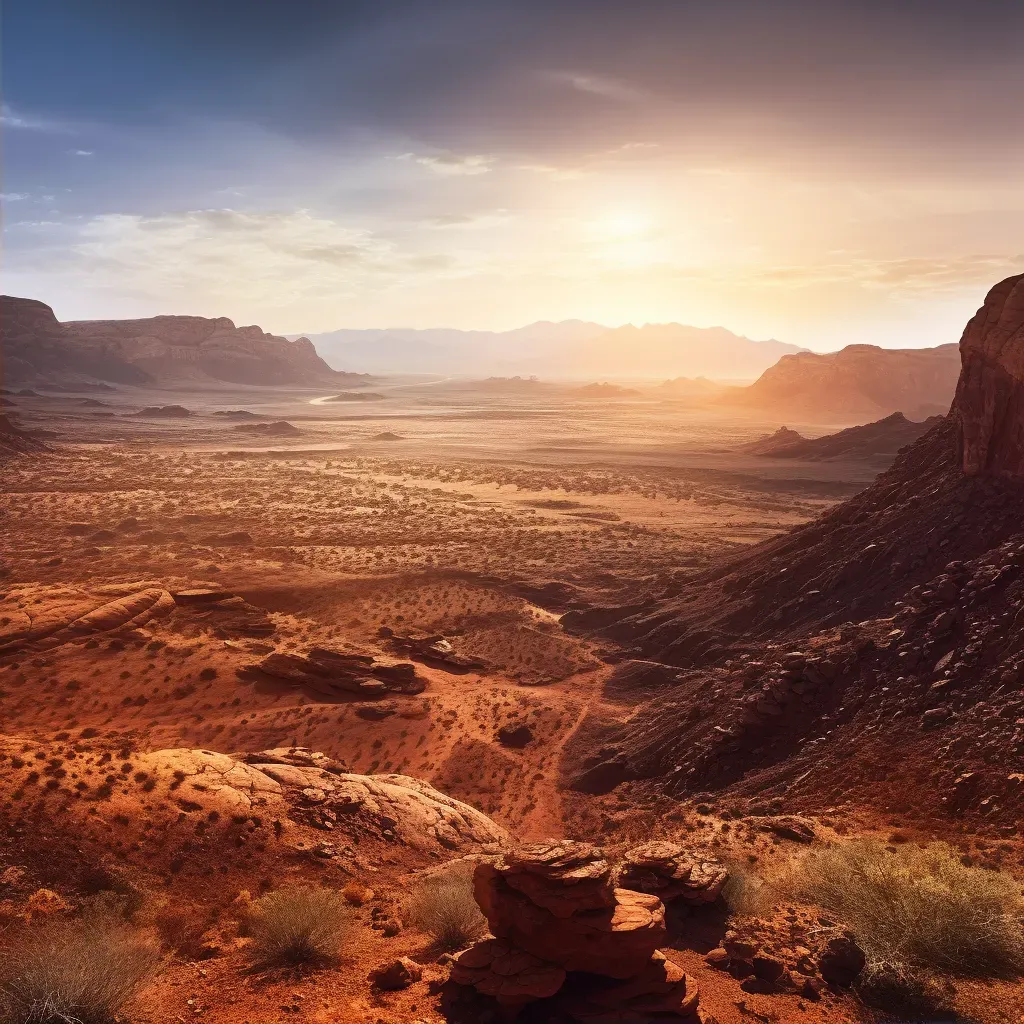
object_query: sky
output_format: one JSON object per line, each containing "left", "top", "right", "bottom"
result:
{"left": 3, "top": 0, "right": 1023, "bottom": 351}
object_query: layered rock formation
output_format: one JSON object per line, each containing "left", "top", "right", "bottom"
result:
{"left": 1, "top": 295, "right": 362, "bottom": 388}
{"left": 616, "top": 842, "right": 728, "bottom": 906}
{"left": 453, "top": 841, "right": 700, "bottom": 1019}
{"left": 954, "top": 273, "right": 1024, "bottom": 479}
{"left": 722, "top": 342, "right": 960, "bottom": 422}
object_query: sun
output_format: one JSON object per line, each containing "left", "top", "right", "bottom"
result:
{"left": 597, "top": 210, "right": 653, "bottom": 239}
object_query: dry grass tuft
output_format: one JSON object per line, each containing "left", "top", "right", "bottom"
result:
{"left": 0, "top": 908, "right": 159, "bottom": 1024}
{"left": 789, "top": 839, "right": 1024, "bottom": 978}
{"left": 407, "top": 860, "right": 487, "bottom": 952}
{"left": 246, "top": 885, "right": 350, "bottom": 968}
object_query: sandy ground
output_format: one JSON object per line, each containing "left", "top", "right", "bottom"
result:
{"left": 1, "top": 379, "right": 1018, "bottom": 1024}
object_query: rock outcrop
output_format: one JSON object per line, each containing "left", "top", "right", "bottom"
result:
{"left": 954, "top": 273, "right": 1024, "bottom": 479}
{"left": 0, "top": 414, "right": 50, "bottom": 461}
{"left": 742, "top": 412, "right": 941, "bottom": 461}
{"left": 0, "top": 294, "right": 363, "bottom": 388}
{"left": 453, "top": 841, "right": 700, "bottom": 1019}
{"left": 616, "top": 842, "right": 728, "bottom": 906}
{"left": 0, "top": 582, "right": 177, "bottom": 653}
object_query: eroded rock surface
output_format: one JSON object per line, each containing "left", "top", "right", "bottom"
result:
{"left": 617, "top": 842, "right": 728, "bottom": 905}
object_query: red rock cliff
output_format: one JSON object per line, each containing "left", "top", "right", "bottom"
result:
{"left": 954, "top": 273, "right": 1024, "bottom": 480}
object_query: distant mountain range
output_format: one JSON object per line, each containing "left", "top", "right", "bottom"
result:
{"left": 295, "top": 321, "right": 803, "bottom": 380}
{"left": 1, "top": 296, "right": 361, "bottom": 389}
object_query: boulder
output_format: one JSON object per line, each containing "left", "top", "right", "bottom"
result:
{"left": 371, "top": 956, "right": 422, "bottom": 990}
{"left": 817, "top": 931, "right": 866, "bottom": 986}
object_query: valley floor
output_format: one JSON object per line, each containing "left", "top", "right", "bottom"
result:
{"left": 2, "top": 381, "right": 1021, "bottom": 1024}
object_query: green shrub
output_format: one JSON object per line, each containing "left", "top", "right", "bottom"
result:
{"left": 247, "top": 885, "right": 350, "bottom": 967}
{"left": 407, "top": 860, "right": 487, "bottom": 951}
{"left": 790, "top": 839, "right": 1024, "bottom": 978}
{"left": 0, "top": 909, "right": 158, "bottom": 1024}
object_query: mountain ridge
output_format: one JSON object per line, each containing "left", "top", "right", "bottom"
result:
{"left": 296, "top": 320, "right": 803, "bottom": 379}
{"left": 1, "top": 295, "right": 362, "bottom": 389}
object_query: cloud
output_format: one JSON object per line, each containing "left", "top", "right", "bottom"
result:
{"left": 751, "top": 255, "right": 1024, "bottom": 292}
{"left": 545, "top": 71, "right": 649, "bottom": 103}
{"left": 518, "top": 163, "right": 585, "bottom": 181}
{"left": 399, "top": 151, "right": 495, "bottom": 176}
{"left": 33, "top": 208, "right": 453, "bottom": 307}
{"left": 1, "top": 103, "right": 69, "bottom": 133}
{"left": 422, "top": 210, "right": 511, "bottom": 229}
{"left": 70, "top": 149, "right": 94, "bottom": 156}
{"left": 1, "top": 192, "right": 30, "bottom": 202}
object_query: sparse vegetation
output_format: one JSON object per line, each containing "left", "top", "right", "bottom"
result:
{"left": 788, "top": 840, "right": 1024, "bottom": 978}
{"left": 246, "top": 884, "right": 350, "bottom": 967}
{"left": 0, "top": 908, "right": 159, "bottom": 1024}
{"left": 406, "top": 860, "right": 487, "bottom": 951}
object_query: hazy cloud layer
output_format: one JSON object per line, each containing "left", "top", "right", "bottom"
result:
{"left": 3, "top": 0, "right": 1023, "bottom": 348}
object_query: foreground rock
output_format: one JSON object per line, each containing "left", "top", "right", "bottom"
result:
{"left": 0, "top": 741, "right": 507, "bottom": 856}
{"left": 453, "top": 840, "right": 699, "bottom": 1019}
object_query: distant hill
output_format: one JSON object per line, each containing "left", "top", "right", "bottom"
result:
{"left": 297, "top": 321, "right": 802, "bottom": 379}
{"left": 742, "top": 412, "right": 943, "bottom": 460}
{"left": 1, "top": 295, "right": 363, "bottom": 389}
{"left": 658, "top": 376, "right": 728, "bottom": 400}
{"left": 722, "top": 343, "right": 960, "bottom": 422}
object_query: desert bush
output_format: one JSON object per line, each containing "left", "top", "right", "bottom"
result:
{"left": 150, "top": 901, "right": 214, "bottom": 961}
{"left": 406, "top": 860, "right": 487, "bottom": 951}
{"left": 788, "top": 839, "right": 1024, "bottom": 978}
{"left": 0, "top": 907, "right": 159, "bottom": 1024}
{"left": 853, "top": 960, "right": 954, "bottom": 1017}
{"left": 246, "top": 885, "right": 350, "bottom": 967}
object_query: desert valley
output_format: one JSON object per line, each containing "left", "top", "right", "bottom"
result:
{"left": 3, "top": 2, "right": 1024, "bottom": 1020}
{"left": 0, "top": 274, "right": 1022, "bottom": 1024}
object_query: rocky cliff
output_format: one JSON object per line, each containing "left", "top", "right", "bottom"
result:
{"left": 954, "top": 273, "right": 1024, "bottom": 479}
{"left": 723, "top": 342, "right": 961, "bottom": 423}
{"left": 566, "top": 276, "right": 1024, "bottom": 826}
{"left": 1, "top": 295, "right": 360, "bottom": 388}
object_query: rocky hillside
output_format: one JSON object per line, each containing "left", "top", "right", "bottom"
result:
{"left": 566, "top": 274, "right": 1024, "bottom": 828}
{"left": 1, "top": 295, "right": 363, "bottom": 388}
{"left": 0, "top": 413, "right": 49, "bottom": 461}
{"left": 721, "top": 342, "right": 960, "bottom": 422}
{"left": 741, "top": 412, "right": 942, "bottom": 461}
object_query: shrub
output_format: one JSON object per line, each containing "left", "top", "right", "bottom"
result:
{"left": 246, "top": 885, "right": 350, "bottom": 967}
{"left": 151, "top": 902, "right": 213, "bottom": 961}
{"left": 853, "top": 960, "right": 954, "bottom": 1017}
{"left": 788, "top": 839, "right": 1024, "bottom": 978}
{"left": 0, "top": 908, "right": 159, "bottom": 1024}
{"left": 406, "top": 861, "right": 487, "bottom": 952}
